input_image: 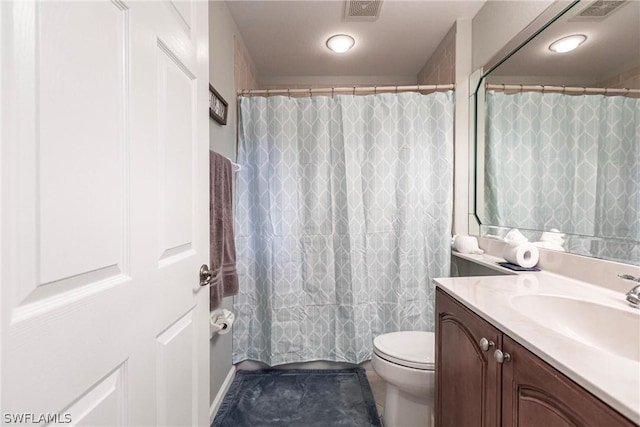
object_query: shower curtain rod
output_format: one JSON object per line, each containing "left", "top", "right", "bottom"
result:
{"left": 238, "top": 83, "right": 455, "bottom": 97}
{"left": 486, "top": 83, "right": 640, "bottom": 95}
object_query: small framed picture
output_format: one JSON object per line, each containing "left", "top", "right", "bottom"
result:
{"left": 209, "top": 84, "right": 228, "bottom": 125}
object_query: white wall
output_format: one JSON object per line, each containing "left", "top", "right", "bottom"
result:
{"left": 208, "top": 0, "right": 240, "bottom": 409}
{"left": 453, "top": 18, "right": 472, "bottom": 236}
{"left": 260, "top": 74, "right": 418, "bottom": 88}
{"left": 209, "top": 2, "right": 238, "bottom": 161}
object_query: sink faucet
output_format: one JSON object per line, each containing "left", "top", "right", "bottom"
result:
{"left": 627, "top": 285, "right": 640, "bottom": 309}
{"left": 619, "top": 274, "right": 640, "bottom": 309}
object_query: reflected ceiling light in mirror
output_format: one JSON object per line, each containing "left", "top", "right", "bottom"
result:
{"left": 549, "top": 35, "right": 587, "bottom": 53}
{"left": 326, "top": 34, "right": 355, "bottom": 53}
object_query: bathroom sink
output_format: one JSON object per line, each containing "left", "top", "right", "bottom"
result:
{"left": 510, "top": 295, "right": 640, "bottom": 361}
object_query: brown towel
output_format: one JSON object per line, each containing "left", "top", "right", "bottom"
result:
{"left": 210, "top": 151, "right": 239, "bottom": 310}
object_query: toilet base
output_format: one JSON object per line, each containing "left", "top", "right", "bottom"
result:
{"left": 382, "top": 383, "right": 434, "bottom": 427}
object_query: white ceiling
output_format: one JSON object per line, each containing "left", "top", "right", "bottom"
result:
{"left": 225, "top": 0, "right": 486, "bottom": 82}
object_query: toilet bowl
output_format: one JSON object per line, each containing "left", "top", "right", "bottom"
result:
{"left": 371, "top": 331, "right": 435, "bottom": 427}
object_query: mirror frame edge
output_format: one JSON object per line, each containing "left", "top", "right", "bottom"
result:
{"left": 468, "top": 0, "right": 581, "bottom": 237}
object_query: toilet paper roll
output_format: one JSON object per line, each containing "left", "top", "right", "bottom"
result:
{"left": 502, "top": 244, "right": 539, "bottom": 268}
{"left": 210, "top": 309, "right": 235, "bottom": 336}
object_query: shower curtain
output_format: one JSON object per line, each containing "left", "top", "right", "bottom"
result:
{"left": 233, "top": 92, "right": 454, "bottom": 365}
{"left": 485, "top": 91, "right": 640, "bottom": 263}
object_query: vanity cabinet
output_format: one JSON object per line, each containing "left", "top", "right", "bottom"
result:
{"left": 435, "top": 287, "right": 502, "bottom": 426}
{"left": 435, "top": 288, "right": 636, "bottom": 427}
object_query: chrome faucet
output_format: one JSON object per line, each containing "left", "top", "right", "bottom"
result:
{"left": 627, "top": 285, "right": 640, "bottom": 309}
{"left": 620, "top": 274, "right": 640, "bottom": 309}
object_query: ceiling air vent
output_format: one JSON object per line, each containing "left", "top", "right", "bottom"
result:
{"left": 570, "top": 0, "right": 628, "bottom": 21}
{"left": 344, "top": 0, "right": 382, "bottom": 21}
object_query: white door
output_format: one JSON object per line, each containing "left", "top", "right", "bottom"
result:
{"left": 1, "top": 1, "right": 210, "bottom": 425}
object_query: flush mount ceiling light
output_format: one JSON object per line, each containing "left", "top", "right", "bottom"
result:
{"left": 326, "top": 34, "right": 355, "bottom": 53}
{"left": 549, "top": 34, "right": 587, "bottom": 53}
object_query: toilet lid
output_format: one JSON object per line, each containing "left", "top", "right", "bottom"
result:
{"left": 373, "top": 331, "right": 435, "bottom": 370}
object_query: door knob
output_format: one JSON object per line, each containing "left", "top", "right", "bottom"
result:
{"left": 479, "top": 337, "right": 495, "bottom": 352}
{"left": 494, "top": 349, "right": 511, "bottom": 364}
{"left": 199, "top": 264, "right": 216, "bottom": 287}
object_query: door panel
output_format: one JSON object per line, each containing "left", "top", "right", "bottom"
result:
{"left": 156, "top": 308, "right": 197, "bottom": 426}
{"left": 5, "top": 0, "right": 130, "bottom": 319}
{"left": 157, "top": 41, "right": 196, "bottom": 264}
{"left": 166, "top": 0, "right": 192, "bottom": 37}
{"left": 39, "top": 1, "right": 127, "bottom": 288}
{"left": 61, "top": 363, "right": 128, "bottom": 427}
{"left": 1, "top": 1, "right": 210, "bottom": 425}
{"left": 10, "top": 0, "right": 131, "bottom": 326}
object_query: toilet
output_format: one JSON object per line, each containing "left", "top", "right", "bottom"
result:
{"left": 371, "top": 331, "right": 435, "bottom": 427}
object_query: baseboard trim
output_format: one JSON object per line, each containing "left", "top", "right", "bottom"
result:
{"left": 209, "top": 366, "right": 236, "bottom": 425}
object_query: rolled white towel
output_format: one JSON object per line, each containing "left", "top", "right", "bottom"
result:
{"left": 533, "top": 241, "right": 566, "bottom": 252}
{"left": 536, "top": 228, "right": 565, "bottom": 251}
{"left": 540, "top": 229, "right": 565, "bottom": 244}
{"left": 504, "top": 229, "right": 528, "bottom": 246}
{"left": 452, "top": 235, "right": 484, "bottom": 255}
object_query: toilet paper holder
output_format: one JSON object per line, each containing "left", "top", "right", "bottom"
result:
{"left": 210, "top": 309, "right": 235, "bottom": 338}
{"left": 210, "top": 321, "right": 228, "bottom": 334}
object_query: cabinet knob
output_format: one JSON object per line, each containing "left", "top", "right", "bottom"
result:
{"left": 494, "top": 349, "right": 511, "bottom": 364}
{"left": 479, "top": 337, "right": 495, "bottom": 352}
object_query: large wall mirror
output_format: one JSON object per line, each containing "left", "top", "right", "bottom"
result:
{"left": 472, "top": 0, "right": 640, "bottom": 266}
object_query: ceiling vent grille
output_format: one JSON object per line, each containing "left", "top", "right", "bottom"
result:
{"left": 571, "top": 0, "right": 628, "bottom": 21}
{"left": 344, "top": 0, "right": 382, "bottom": 21}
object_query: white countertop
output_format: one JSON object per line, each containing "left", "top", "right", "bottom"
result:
{"left": 435, "top": 269, "right": 640, "bottom": 424}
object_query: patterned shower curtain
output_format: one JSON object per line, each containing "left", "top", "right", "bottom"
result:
{"left": 232, "top": 92, "right": 454, "bottom": 365}
{"left": 485, "top": 91, "right": 640, "bottom": 263}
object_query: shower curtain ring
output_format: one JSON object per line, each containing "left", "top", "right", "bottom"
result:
{"left": 352, "top": 86, "right": 356, "bottom": 97}
{"left": 267, "top": 89, "right": 270, "bottom": 97}
{"left": 374, "top": 86, "right": 377, "bottom": 95}
{"left": 395, "top": 86, "right": 398, "bottom": 94}
{"left": 288, "top": 88, "right": 291, "bottom": 99}
{"left": 309, "top": 88, "right": 312, "bottom": 98}
{"left": 331, "top": 87, "right": 335, "bottom": 98}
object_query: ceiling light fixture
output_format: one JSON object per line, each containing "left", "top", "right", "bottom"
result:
{"left": 549, "top": 34, "right": 587, "bottom": 53}
{"left": 326, "top": 34, "right": 355, "bottom": 53}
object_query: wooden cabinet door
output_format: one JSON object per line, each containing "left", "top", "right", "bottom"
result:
{"left": 501, "top": 335, "right": 636, "bottom": 427}
{"left": 436, "top": 288, "right": 502, "bottom": 427}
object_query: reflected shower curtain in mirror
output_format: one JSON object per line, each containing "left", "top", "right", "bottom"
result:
{"left": 485, "top": 91, "right": 640, "bottom": 263}
{"left": 232, "top": 92, "right": 454, "bottom": 365}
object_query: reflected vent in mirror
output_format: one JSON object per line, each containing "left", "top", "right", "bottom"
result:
{"left": 571, "top": 0, "right": 628, "bottom": 21}
{"left": 344, "top": 0, "right": 382, "bottom": 21}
